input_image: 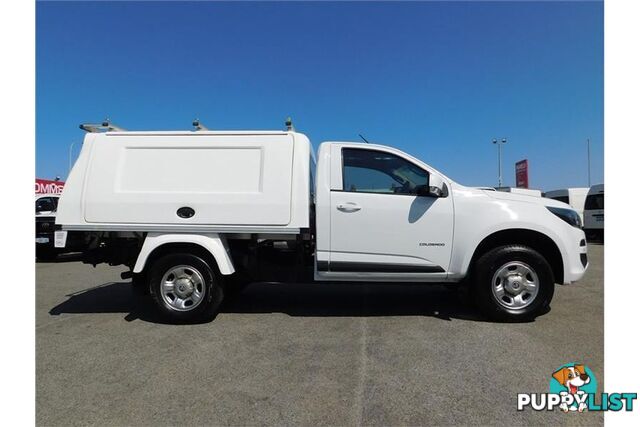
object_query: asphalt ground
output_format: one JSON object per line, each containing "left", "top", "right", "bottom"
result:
{"left": 36, "top": 244, "right": 603, "bottom": 426}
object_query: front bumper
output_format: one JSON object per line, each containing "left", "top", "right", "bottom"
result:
{"left": 36, "top": 232, "right": 53, "bottom": 247}
{"left": 39, "top": 229, "right": 85, "bottom": 252}
{"left": 562, "top": 228, "right": 589, "bottom": 284}
{"left": 36, "top": 216, "right": 56, "bottom": 247}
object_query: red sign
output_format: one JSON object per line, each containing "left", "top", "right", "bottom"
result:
{"left": 515, "top": 160, "right": 529, "bottom": 188}
{"left": 35, "top": 179, "right": 65, "bottom": 194}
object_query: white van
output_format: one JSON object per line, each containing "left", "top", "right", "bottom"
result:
{"left": 56, "top": 126, "right": 588, "bottom": 322}
{"left": 583, "top": 184, "right": 604, "bottom": 241}
{"left": 544, "top": 188, "right": 588, "bottom": 224}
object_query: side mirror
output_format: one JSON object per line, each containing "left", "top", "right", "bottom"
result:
{"left": 415, "top": 185, "right": 431, "bottom": 197}
{"left": 416, "top": 174, "right": 446, "bottom": 197}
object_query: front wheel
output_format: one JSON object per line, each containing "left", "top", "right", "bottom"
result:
{"left": 149, "top": 253, "right": 224, "bottom": 323}
{"left": 473, "top": 245, "right": 554, "bottom": 322}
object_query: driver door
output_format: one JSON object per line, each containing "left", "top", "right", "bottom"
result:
{"left": 324, "top": 146, "right": 454, "bottom": 281}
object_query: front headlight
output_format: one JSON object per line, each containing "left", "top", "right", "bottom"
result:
{"left": 547, "top": 206, "right": 582, "bottom": 228}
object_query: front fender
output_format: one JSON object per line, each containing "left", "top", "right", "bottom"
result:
{"left": 454, "top": 222, "right": 567, "bottom": 275}
{"left": 133, "top": 233, "right": 235, "bottom": 275}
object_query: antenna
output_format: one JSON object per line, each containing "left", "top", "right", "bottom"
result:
{"left": 358, "top": 134, "right": 370, "bottom": 144}
{"left": 192, "top": 119, "right": 209, "bottom": 131}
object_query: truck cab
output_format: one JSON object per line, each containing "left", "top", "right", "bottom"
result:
{"left": 314, "top": 142, "right": 453, "bottom": 282}
{"left": 56, "top": 128, "right": 588, "bottom": 323}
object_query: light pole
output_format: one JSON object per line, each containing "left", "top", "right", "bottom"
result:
{"left": 492, "top": 138, "right": 507, "bottom": 187}
{"left": 586, "top": 138, "right": 591, "bottom": 187}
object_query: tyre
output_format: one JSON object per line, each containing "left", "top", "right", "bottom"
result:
{"left": 148, "top": 253, "right": 224, "bottom": 323}
{"left": 473, "top": 245, "right": 554, "bottom": 322}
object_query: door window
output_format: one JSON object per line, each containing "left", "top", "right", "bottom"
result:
{"left": 341, "top": 148, "right": 428, "bottom": 195}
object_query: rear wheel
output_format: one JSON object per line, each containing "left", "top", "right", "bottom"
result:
{"left": 149, "top": 253, "right": 224, "bottom": 323}
{"left": 473, "top": 245, "right": 554, "bottom": 322}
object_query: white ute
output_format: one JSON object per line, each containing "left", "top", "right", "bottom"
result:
{"left": 56, "top": 125, "right": 588, "bottom": 322}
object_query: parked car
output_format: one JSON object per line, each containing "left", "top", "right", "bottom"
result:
{"left": 544, "top": 188, "right": 588, "bottom": 224}
{"left": 36, "top": 193, "right": 85, "bottom": 260}
{"left": 35, "top": 194, "right": 61, "bottom": 260}
{"left": 583, "top": 184, "right": 604, "bottom": 241}
{"left": 55, "top": 127, "right": 588, "bottom": 322}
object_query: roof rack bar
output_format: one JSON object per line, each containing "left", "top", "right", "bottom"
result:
{"left": 79, "top": 119, "right": 125, "bottom": 133}
{"left": 192, "top": 119, "right": 209, "bottom": 131}
{"left": 285, "top": 117, "right": 295, "bottom": 131}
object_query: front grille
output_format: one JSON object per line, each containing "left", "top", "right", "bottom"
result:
{"left": 36, "top": 218, "right": 54, "bottom": 233}
{"left": 580, "top": 253, "right": 588, "bottom": 267}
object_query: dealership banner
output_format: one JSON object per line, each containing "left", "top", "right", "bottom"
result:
{"left": 515, "top": 160, "right": 529, "bottom": 188}
{"left": 36, "top": 179, "right": 65, "bottom": 194}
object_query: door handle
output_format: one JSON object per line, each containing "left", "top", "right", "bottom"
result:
{"left": 337, "top": 203, "right": 361, "bottom": 212}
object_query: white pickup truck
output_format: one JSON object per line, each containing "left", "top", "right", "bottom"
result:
{"left": 56, "top": 128, "right": 588, "bottom": 322}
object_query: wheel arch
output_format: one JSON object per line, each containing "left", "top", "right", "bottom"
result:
{"left": 467, "top": 228, "right": 564, "bottom": 284}
{"left": 133, "top": 233, "right": 235, "bottom": 276}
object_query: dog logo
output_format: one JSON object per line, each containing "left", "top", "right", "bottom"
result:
{"left": 518, "top": 362, "right": 636, "bottom": 412}
{"left": 552, "top": 364, "right": 591, "bottom": 412}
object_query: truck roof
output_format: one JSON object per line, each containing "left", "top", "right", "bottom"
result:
{"left": 101, "top": 130, "right": 292, "bottom": 136}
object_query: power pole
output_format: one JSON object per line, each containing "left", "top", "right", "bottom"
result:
{"left": 492, "top": 138, "right": 507, "bottom": 187}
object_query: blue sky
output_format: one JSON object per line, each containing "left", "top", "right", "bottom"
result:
{"left": 36, "top": 1, "right": 603, "bottom": 190}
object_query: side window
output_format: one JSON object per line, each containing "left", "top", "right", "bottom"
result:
{"left": 342, "top": 148, "right": 428, "bottom": 195}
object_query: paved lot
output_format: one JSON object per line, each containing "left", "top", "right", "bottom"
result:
{"left": 37, "top": 245, "right": 603, "bottom": 426}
